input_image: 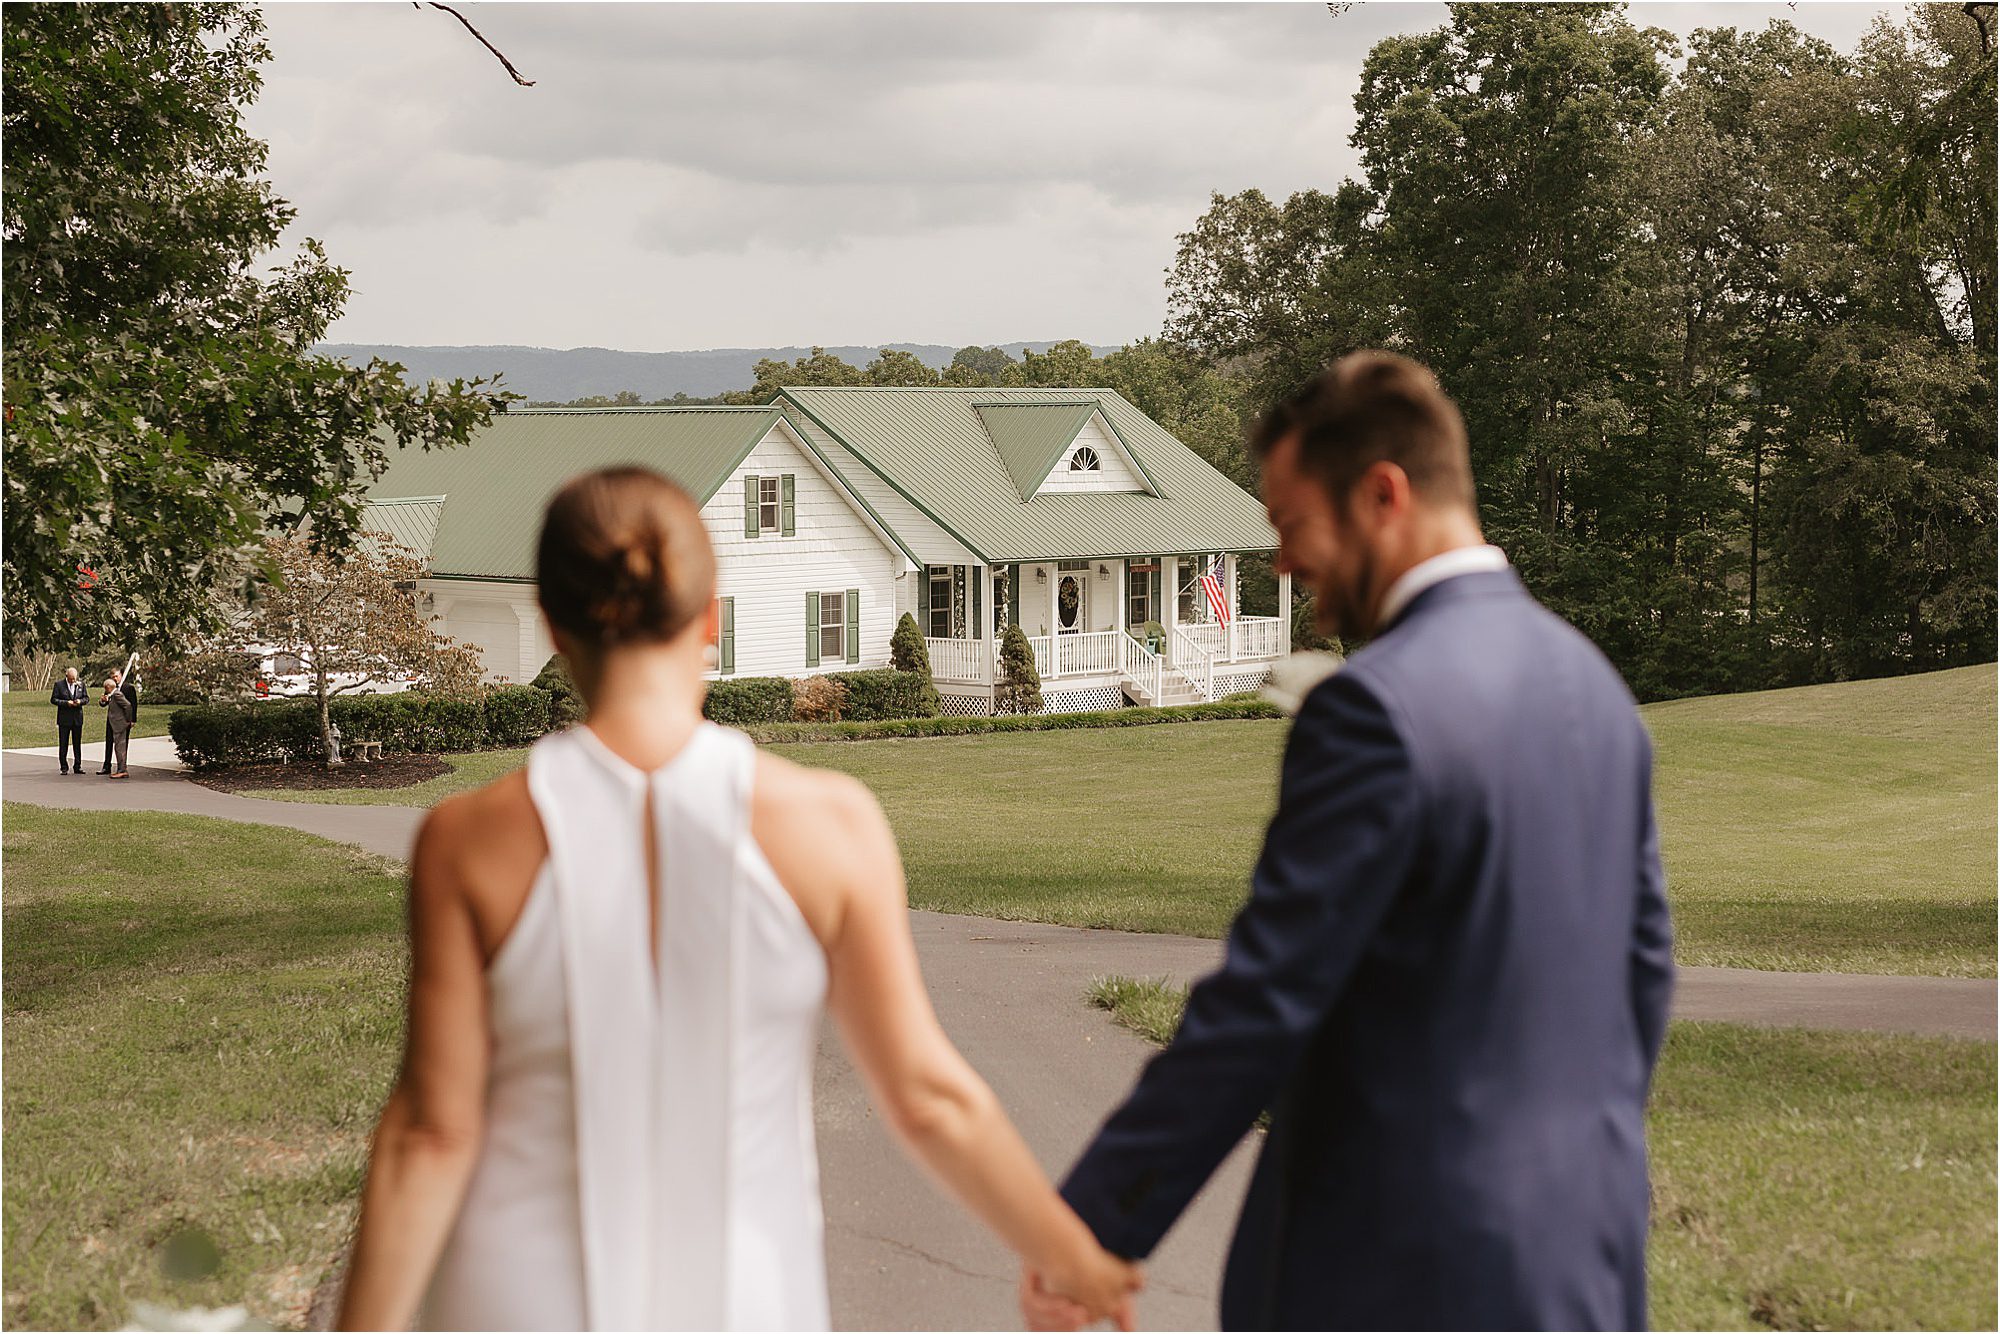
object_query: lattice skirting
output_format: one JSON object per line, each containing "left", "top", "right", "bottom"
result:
{"left": 938, "top": 693, "right": 995, "bottom": 717}
{"left": 1216, "top": 666, "right": 1275, "bottom": 697}
{"left": 1041, "top": 685, "right": 1124, "bottom": 715}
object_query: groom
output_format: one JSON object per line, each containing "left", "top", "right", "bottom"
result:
{"left": 1030, "top": 352, "right": 1673, "bottom": 1330}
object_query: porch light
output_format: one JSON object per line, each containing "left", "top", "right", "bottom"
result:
{"left": 1035, "top": 568, "right": 1046, "bottom": 583}
{"left": 1097, "top": 564, "right": 1110, "bottom": 577}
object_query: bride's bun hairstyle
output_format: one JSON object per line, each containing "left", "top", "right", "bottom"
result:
{"left": 536, "top": 466, "right": 717, "bottom": 648}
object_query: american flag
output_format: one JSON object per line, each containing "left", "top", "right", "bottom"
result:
{"left": 1198, "top": 556, "right": 1231, "bottom": 625}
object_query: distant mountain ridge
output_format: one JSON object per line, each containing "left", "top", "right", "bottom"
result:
{"left": 314, "top": 341, "right": 1121, "bottom": 403}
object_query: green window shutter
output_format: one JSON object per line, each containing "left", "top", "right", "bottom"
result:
{"left": 971, "top": 572, "right": 983, "bottom": 637}
{"left": 1007, "top": 566, "right": 1021, "bottom": 627}
{"left": 1149, "top": 565, "right": 1161, "bottom": 620}
{"left": 719, "top": 597, "right": 735, "bottom": 675}
{"left": 844, "top": 589, "right": 860, "bottom": 664}
{"left": 780, "top": 474, "right": 796, "bottom": 536}
{"left": 743, "top": 475, "right": 760, "bottom": 538}
{"left": 805, "top": 590, "right": 820, "bottom": 667}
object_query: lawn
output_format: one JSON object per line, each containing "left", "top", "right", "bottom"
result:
{"left": 1, "top": 803, "right": 405, "bottom": 1330}
{"left": 1, "top": 689, "right": 173, "bottom": 748}
{"left": 227, "top": 664, "right": 1996, "bottom": 975}
{"left": 1088, "top": 978, "right": 1998, "bottom": 1331}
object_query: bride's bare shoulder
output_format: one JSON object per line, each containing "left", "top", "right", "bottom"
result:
{"left": 750, "top": 752, "right": 900, "bottom": 939}
{"left": 413, "top": 768, "right": 545, "bottom": 890}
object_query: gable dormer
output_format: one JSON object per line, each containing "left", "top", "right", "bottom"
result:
{"left": 975, "top": 400, "right": 1160, "bottom": 501}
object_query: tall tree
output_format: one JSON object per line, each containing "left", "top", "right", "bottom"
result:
{"left": 1, "top": 3, "right": 506, "bottom": 652}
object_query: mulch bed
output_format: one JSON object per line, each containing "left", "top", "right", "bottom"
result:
{"left": 185, "top": 753, "right": 453, "bottom": 794}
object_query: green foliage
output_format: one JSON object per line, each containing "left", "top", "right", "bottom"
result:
{"left": 864, "top": 348, "right": 941, "bottom": 386}
{"left": 738, "top": 346, "right": 865, "bottom": 401}
{"left": 825, "top": 668, "right": 940, "bottom": 721}
{"left": 947, "top": 345, "right": 1020, "bottom": 386}
{"left": 886, "top": 615, "right": 941, "bottom": 714}
{"left": 1165, "top": 4, "right": 1997, "bottom": 699}
{"left": 701, "top": 675, "right": 795, "bottom": 725}
{"left": 1, "top": 3, "right": 509, "bottom": 652}
{"left": 167, "top": 693, "right": 495, "bottom": 768}
{"left": 481, "top": 684, "right": 553, "bottom": 747}
{"left": 741, "top": 698, "right": 1279, "bottom": 743}
{"left": 531, "top": 653, "right": 586, "bottom": 725}
{"left": 994, "top": 624, "right": 1043, "bottom": 715}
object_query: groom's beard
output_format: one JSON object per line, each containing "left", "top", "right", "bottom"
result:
{"left": 1314, "top": 547, "right": 1377, "bottom": 643}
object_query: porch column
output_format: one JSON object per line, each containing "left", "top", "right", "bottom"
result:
{"left": 1278, "top": 570, "right": 1293, "bottom": 653}
{"left": 1048, "top": 565, "right": 1059, "bottom": 640}
{"left": 1114, "top": 560, "right": 1128, "bottom": 636}
{"left": 1225, "top": 553, "right": 1239, "bottom": 662}
{"left": 1161, "top": 555, "right": 1180, "bottom": 667}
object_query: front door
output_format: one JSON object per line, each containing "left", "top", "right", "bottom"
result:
{"left": 1057, "top": 572, "right": 1087, "bottom": 634}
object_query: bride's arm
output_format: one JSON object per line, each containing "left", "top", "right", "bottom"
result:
{"left": 337, "top": 805, "right": 492, "bottom": 1331}
{"left": 755, "top": 760, "right": 1140, "bottom": 1327}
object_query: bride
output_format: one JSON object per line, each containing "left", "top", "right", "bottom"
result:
{"left": 335, "top": 466, "right": 1139, "bottom": 1330}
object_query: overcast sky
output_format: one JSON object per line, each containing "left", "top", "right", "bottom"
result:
{"left": 246, "top": 1, "right": 1909, "bottom": 352}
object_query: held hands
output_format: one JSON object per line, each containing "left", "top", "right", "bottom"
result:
{"left": 1018, "top": 1248, "right": 1142, "bottom": 1332}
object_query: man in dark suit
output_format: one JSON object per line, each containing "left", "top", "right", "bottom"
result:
{"left": 1029, "top": 352, "right": 1673, "bottom": 1331}
{"left": 100, "top": 674, "right": 136, "bottom": 778}
{"left": 51, "top": 668, "right": 88, "bottom": 773}
{"left": 98, "top": 665, "right": 138, "bottom": 774}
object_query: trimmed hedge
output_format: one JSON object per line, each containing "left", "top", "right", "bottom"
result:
{"left": 824, "top": 669, "right": 939, "bottom": 721}
{"left": 702, "top": 676, "right": 795, "bottom": 725}
{"left": 532, "top": 655, "right": 586, "bottom": 726}
{"left": 170, "top": 691, "right": 513, "bottom": 768}
{"left": 738, "top": 698, "right": 1282, "bottom": 744}
{"left": 483, "top": 684, "right": 553, "bottom": 747}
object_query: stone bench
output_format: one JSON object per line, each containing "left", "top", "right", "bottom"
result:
{"left": 349, "top": 740, "right": 384, "bottom": 763}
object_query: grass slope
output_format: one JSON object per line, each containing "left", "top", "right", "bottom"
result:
{"left": 232, "top": 665, "right": 1994, "bottom": 975}
{"left": 1088, "top": 979, "right": 1997, "bottom": 1331}
{"left": 1, "top": 804, "right": 405, "bottom": 1330}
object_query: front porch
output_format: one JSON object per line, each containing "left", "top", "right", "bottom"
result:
{"left": 918, "top": 553, "right": 1291, "bottom": 714}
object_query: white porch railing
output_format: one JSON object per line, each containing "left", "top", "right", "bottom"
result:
{"left": 925, "top": 637, "right": 992, "bottom": 684}
{"left": 1120, "top": 630, "right": 1164, "bottom": 704}
{"left": 1029, "top": 629, "right": 1122, "bottom": 679}
{"left": 1178, "top": 615, "right": 1286, "bottom": 662}
{"left": 1171, "top": 627, "right": 1217, "bottom": 701}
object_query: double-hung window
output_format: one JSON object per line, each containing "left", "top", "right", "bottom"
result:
{"left": 928, "top": 567, "right": 953, "bottom": 638}
{"left": 819, "top": 592, "right": 846, "bottom": 662}
{"left": 759, "top": 477, "right": 781, "bottom": 532}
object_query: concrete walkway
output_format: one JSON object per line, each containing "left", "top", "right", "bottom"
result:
{"left": 5, "top": 748, "right": 1995, "bottom": 1329}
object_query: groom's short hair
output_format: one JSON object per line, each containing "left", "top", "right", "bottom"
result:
{"left": 1252, "top": 352, "right": 1475, "bottom": 510}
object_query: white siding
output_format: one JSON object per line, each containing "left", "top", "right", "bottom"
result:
{"left": 706, "top": 423, "right": 902, "bottom": 678}
{"left": 1036, "top": 415, "right": 1149, "bottom": 495}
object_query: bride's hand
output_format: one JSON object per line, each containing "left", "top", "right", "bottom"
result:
{"left": 1034, "top": 1243, "right": 1143, "bottom": 1329}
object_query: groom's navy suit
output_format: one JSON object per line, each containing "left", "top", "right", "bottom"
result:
{"left": 1061, "top": 568, "right": 1672, "bottom": 1330}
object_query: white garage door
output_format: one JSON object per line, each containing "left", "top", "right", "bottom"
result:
{"left": 447, "top": 600, "right": 523, "bottom": 682}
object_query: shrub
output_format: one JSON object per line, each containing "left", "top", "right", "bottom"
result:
{"left": 169, "top": 701, "right": 317, "bottom": 768}
{"left": 885, "top": 615, "right": 941, "bottom": 715}
{"left": 738, "top": 698, "right": 1282, "bottom": 743}
{"left": 532, "top": 654, "right": 586, "bottom": 726}
{"left": 703, "top": 675, "right": 794, "bottom": 725}
{"left": 483, "top": 684, "right": 554, "bottom": 746}
{"left": 826, "top": 669, "right": 939, "bottom": 721}
{"left": 994, "top": 624, "right": 1042, "bottom": 715}
{"left": 790, "top": 675, "right": 849, "bottom": 723}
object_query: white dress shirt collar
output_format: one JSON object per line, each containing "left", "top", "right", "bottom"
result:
{"left": 1375, "top": 544, "right": 1510, "bottom": 632}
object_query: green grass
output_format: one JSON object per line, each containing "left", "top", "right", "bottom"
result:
{"left": 1087, "top": 978, "right": 1998, "bottom": 1331}
{"left": 2, "top": 803, "right": 406, "bottom": 1330}
{"left": 232, "top": 665, "right": 1995, "bottom": 975}
{"left": 2, "top": 689, "right": 173, "bottom": 747}
{"left": 1644, "top": 665, "right": 1996, "bottom": 976}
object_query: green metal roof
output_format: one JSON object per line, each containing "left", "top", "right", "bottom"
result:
{"left": 359, "top": 495, "right": 444, "bottom": 563}
{"left": 776, "top": 387, "right": 1276, "bottom": 563}
{"left": 366, "top": 407, "right": 779, "bottom": 579}
{"left": 975, "top": 401, "right": 1108, "bottom": 500}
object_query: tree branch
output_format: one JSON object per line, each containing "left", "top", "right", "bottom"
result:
{"left": 1966, "top": 2, "right": 1995, "bottom": 55}
{"left": 420, "top": 3, "right": 536, "bottom": 86}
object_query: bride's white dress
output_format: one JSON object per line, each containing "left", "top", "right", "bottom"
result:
{"left": 420, "top": 723, "right": 830, "bottom": 1330}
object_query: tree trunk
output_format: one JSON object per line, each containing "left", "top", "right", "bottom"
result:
{"left": 316, "top": 668, "right": 339, "bottom": 766}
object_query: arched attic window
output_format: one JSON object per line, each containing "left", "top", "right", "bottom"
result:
{"left": 1069, "top": 446, "right": 1101, "bottom": 471}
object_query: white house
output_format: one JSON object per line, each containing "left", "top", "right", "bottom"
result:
{"left": 363, "top": 386, "right": 1289, "bottom": 715}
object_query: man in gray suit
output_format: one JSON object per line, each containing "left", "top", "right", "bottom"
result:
{"left": 100, "top": 675, "right": 136, "bottom": 778}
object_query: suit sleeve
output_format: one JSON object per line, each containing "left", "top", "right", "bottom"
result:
{"left": 50, "top": 683, "right": 63, "bottom": 707}
{"left": 1630, "top": 735, "right": 1673, "bottom": 1077}
{"left": 1059, "top": 671, "right": 1420, "bottom": 1259}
